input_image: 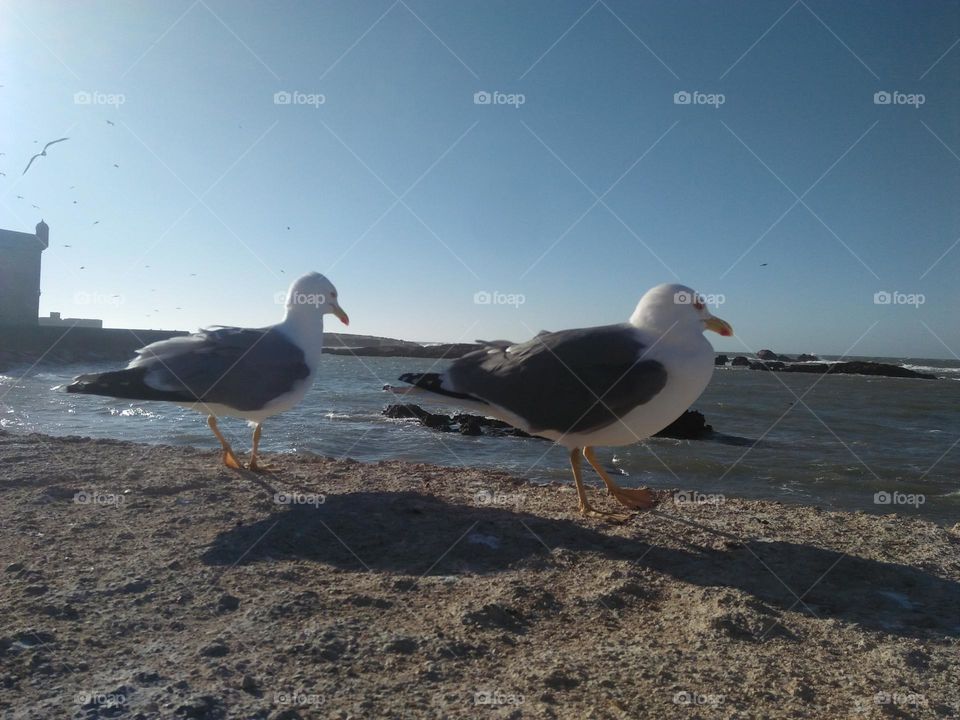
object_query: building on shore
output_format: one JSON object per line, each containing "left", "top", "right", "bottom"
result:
{"left": 0, "top": 220, "right": 48, "bottom": 325}
{"left": 38, "top": 312, "right": 103, "bottom": 329}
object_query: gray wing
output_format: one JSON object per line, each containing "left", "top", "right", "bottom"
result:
{"left": 130, "top": 327, "right": 310, "bottom": 411}
{"left": 446, "top": 324, "right": 667, "bottom": 434}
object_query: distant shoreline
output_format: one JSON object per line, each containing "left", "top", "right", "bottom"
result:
{"left": 0, "top": 324, "right": 947, "bottom": 379}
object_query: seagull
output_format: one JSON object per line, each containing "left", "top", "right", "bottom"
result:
{"left": 760, "top": 263, "right": 768, "bottom": 267}
{"left": 106, "top": 120, "right": 115, "bottom": 126}
{"left": 92, "top": 221, "right": 99, "bottom": 225}
{"left": 23, "top": 137, "right": 69, "bottom": 175}
{"left": 67, "top": 272, "right": 349, "bottom": 471}
{"left": 388, "top": 284, "right": 733, "bottom": 520}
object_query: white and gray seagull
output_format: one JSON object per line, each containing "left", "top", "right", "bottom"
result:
{"left": 67, "top": 272, "right": 349, "bottom": 471}
{"left": 22, "top": 137, "right": 69, "bottom": 175}
{"left": 388, "top": 283, "right": 733, "bottom": 520}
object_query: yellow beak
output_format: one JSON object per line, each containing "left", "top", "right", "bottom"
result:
{"left": 704, "top": 316, "right": 733, "bottom": 336}
{"left": 332, "top": 304, "right": 349, "bottom": 326}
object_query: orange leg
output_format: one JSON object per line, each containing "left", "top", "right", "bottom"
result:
{"left": 207, "top": 416, "right": 243, "bottom": 470}
{"left": 583, "top": 446, "right": 656, "bottom": 510}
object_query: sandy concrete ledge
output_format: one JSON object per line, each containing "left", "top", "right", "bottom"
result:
{"left": 1, "top": 429, "right": 958, "bottom": 719}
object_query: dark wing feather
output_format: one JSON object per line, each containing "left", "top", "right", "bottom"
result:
{"left": 69, "top": 327, "right": 309, "bottom": 411}
{"left": 446, "top": 324, "right": 667, "bottom": 434}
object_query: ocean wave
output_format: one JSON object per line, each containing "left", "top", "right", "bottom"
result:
{"left": 902, "top": 364, "right": 960, "bottom": 375}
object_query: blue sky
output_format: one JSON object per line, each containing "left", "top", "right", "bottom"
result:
{"left": 2, "top": 0, "right": 959, "bottom": 358}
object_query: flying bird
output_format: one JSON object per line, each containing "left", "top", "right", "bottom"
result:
{"left": 113, "top": 163, "right": 119, "bottom": 168}
{"left": 106, "top": 120, "right": 115, "bottom": 126}
{"left": 388, "top": 284, "right": 733, "bottom": 520}
{"left": 67, "top": 272, "right": 349, "bottom": 471}
{"left": 22, "top": 137, "right": 69, "bottom": 175}
{"left": 92, "top": 221, "right": 99, "bottom": 225}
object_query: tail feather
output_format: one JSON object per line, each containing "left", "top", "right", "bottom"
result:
{"left": 395, "top": 372, "right": 484, "bottom": 403}
{"left": 66, "top": 367, "right": 190, "bottom": 403}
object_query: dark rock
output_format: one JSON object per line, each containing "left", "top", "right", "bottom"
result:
{"left": 715, "top": 354, "right": 728, "bottom": 366}
{"left": 216, "top": 594, "right": 240, "bottom": 613}
{"left": 383, "top": 637, "right": 418, "bottom": 654}
{"left": 796, "top": 353, "right": 819, "bottom": 362}
{"left": 749, "top": 361, "right": 785, "bottom": 371}
{"left": 5, "top": 563, "right": 24, "bottom": 573}
{"left": 199, "top": 641, "right": 229, "bottom": 658}
{"left": 780, "top": 361, "right": 936, "bottom": 379}
{"left": 756, "top": 349, "right": 779, "bottom": 360}
{"left": 458, "top": 418, "right": 483, "bottom": 436}
{"left": 731, "top": 356, "right": 750, "bottom": 367}
{"left": 654, "top": 410, "right": 712, "bottom": 439}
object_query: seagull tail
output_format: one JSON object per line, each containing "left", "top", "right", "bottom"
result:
{"left": 387, "top": 372, "right": 486, "bottom": 404}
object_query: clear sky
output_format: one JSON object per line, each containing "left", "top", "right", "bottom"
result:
{"left": 2, "top": 1, "right": 959, "bottom": 358}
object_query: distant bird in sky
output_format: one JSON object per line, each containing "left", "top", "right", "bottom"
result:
{"left": 23, "top": 137, "right": 69, "bottom": 175}
{"left": 190, "top": 273, "right": 197, "bottom": 277}
{"left": 760, "top": 263, "right": 768, "bottom": 267}
{"left": 31, "top": 204, "right": 40, "bottom": 209}
{"left": 92, "top": 221, "right": 99, "bottom": 226}
{"left": 113, "top": 163, "right": 119, "bottom": 168}
{"left": 389, "top": 284, "right": 733, "bottom": 520}
{"left": 79, "top": 266, "right": 85, "bottom": 270}
{"left": 64, "top": 244, "right": 72, "bottom": 248}
{"left": 16, "top": 195, "right": 23, "bottom": 199}
{"left": 286, "top": 226, "right": 291, "bottom": 230}
{"left": 69, "top": 185, "right": 75, "bottom": 189}
{"left": 73, "top": 200, "right": 78, "bottom": 204}
{"left": 67, "top": 272, "right": 349, "bottom": 471}
{"left": 0, "top": 172, "right": 6, "bottom": 177}
{"left": 106, "top": 120, "right": 115, "bottom": 126}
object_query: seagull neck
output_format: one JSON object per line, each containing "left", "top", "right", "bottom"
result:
{"left": 279, "top": 310, "right": 325, "bottom": 362}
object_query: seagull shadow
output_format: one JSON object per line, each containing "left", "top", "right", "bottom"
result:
{"left": 201, "top": 491, "right": 960, "bottom": 639}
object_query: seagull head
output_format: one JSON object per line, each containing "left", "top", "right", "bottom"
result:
{"left": 629, "top": 283, "right": 733, "bottom": 338}
{"left": 284, "top": 272, "right": 349, "bottom": 326}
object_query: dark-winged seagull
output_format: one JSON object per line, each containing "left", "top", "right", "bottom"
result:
{"left": 388, "top": 283, "right": 733, "bottom": 520}
{"left": 22, "top": 137, "right": 69, "bottom": 175}
{"left": 67, "top": 272, "right": 349, "bottom": 471}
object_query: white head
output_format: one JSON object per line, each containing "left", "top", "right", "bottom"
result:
{"left": 283, "top": 272, "right": 349, "bottom": 326}
{"left": 628, "top": 283, "right": 733, "bottom": 338}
